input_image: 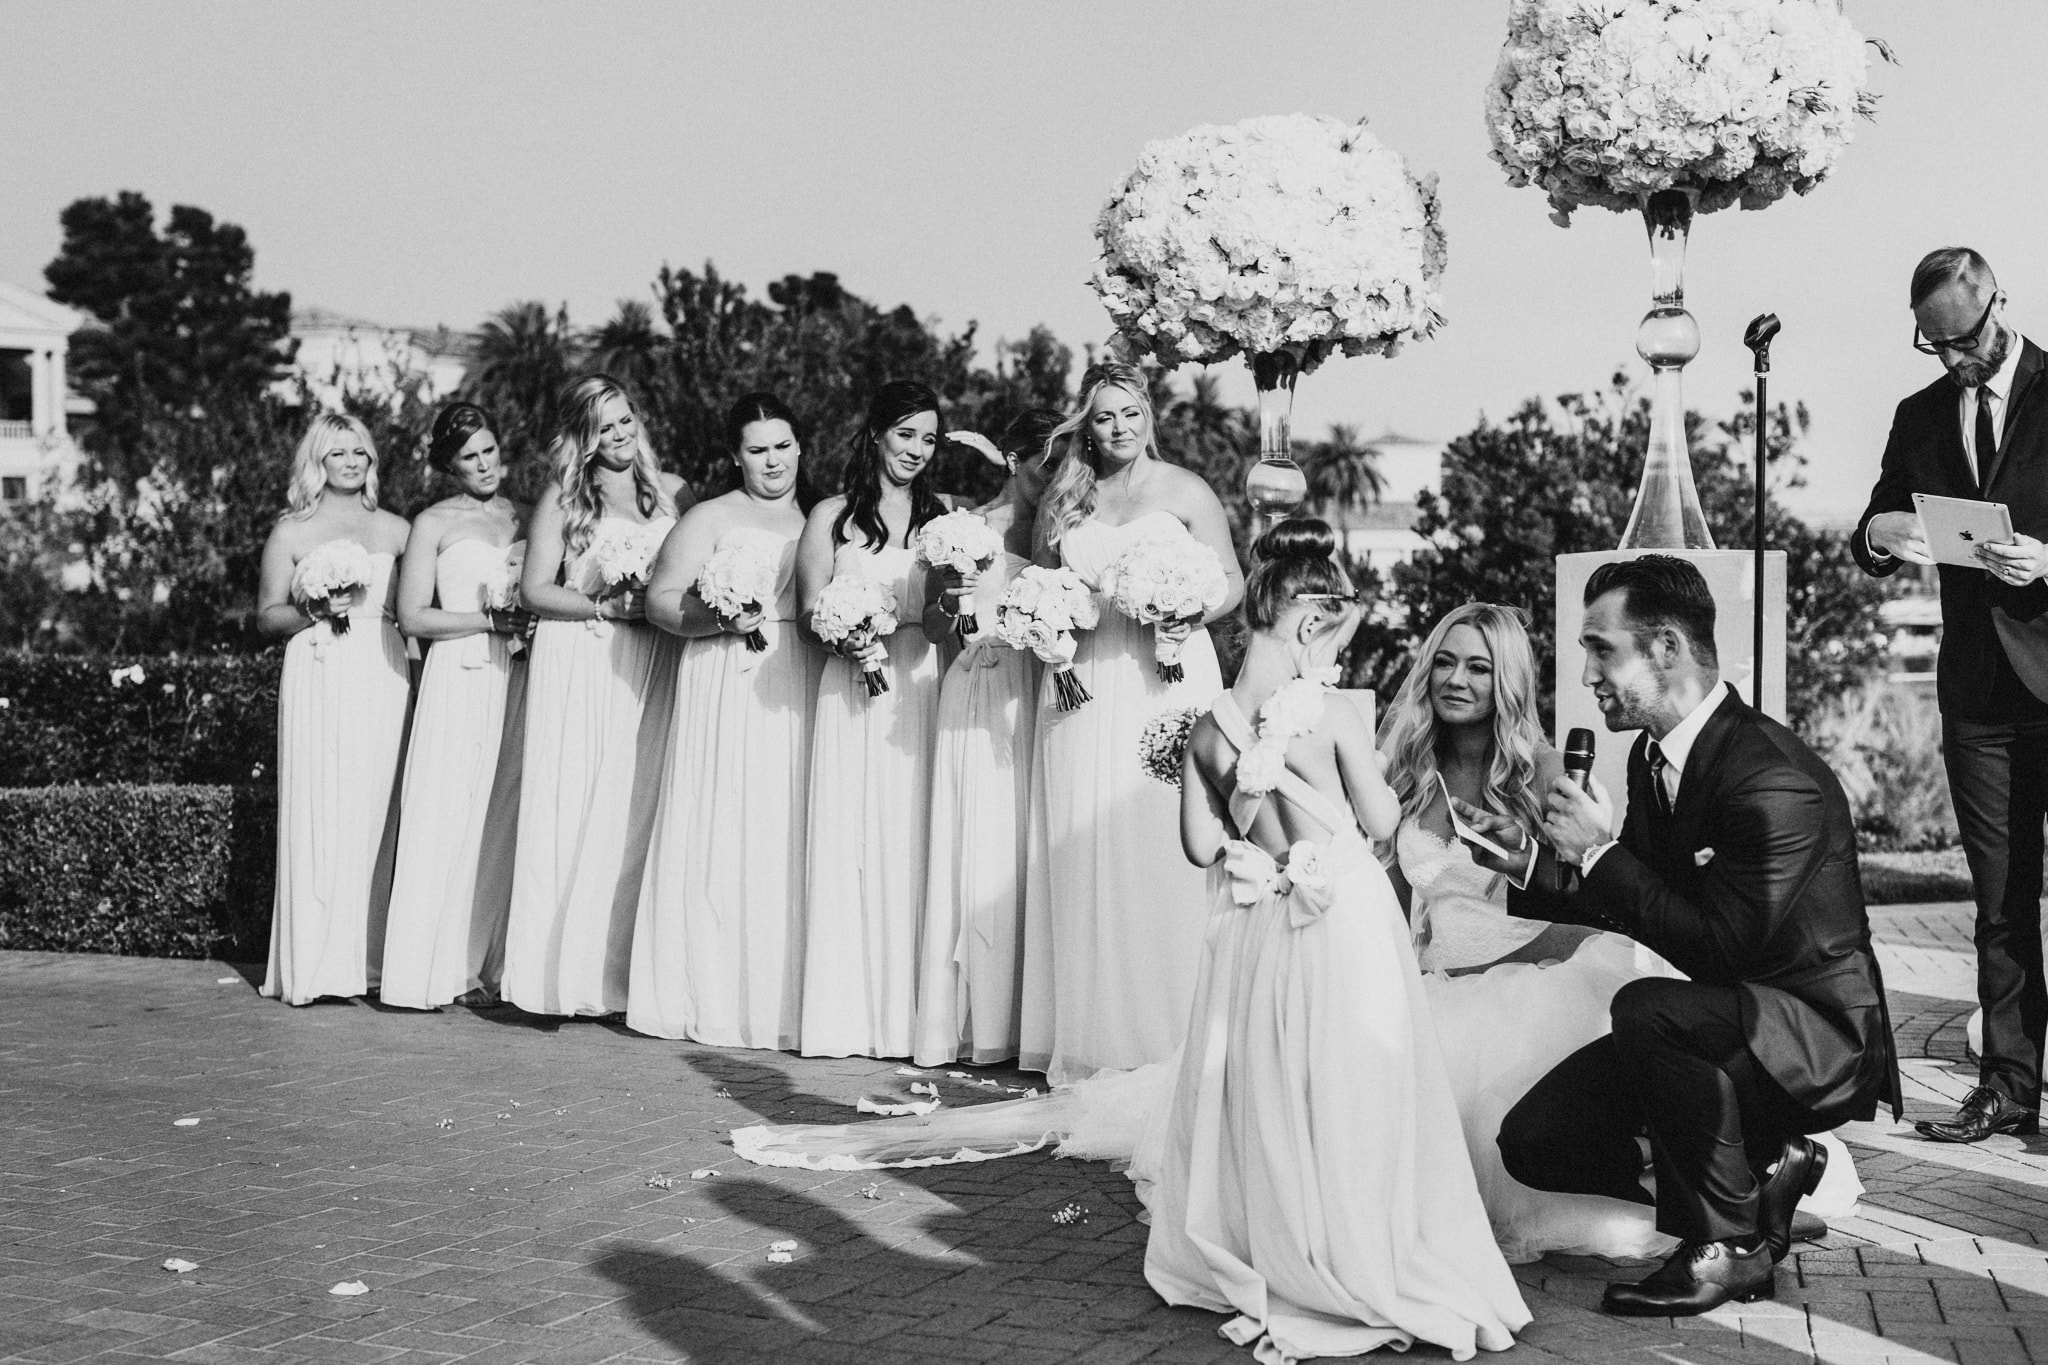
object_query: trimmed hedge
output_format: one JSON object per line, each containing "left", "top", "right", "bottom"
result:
{"left": 0, "top": 784, "right": 274, "bottom": 959}
{"left": 0, "top": 651, "right": 280, "bottom": 785}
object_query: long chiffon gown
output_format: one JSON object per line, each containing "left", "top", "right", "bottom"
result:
{"left": 1399, "top": 818, "right": 1866, "bottom": 1263}
{"left": 799, "top": 541, "right": 940, "bottom": 1059}
{"left": 628, "top": 528, "right": 821, "bottom": 1047}
{"left": 378, "top": 540, "right": 528, "bottom": 1009}
{"left": 913, "top": 551, "right": 1037, "bottom": 1066}
{"left": 263, "top": 550, "right": 410, "bottom": 1006}
{"left": 1020, "top": 510, "right": 1222, "bottom": 1082}
{"left": 500, "top": 515, "right": 678, "bottom": 1017}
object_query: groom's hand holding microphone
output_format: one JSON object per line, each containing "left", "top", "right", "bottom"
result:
{"left": 1544, "top": 727, "right": 1617, "bottom": 869}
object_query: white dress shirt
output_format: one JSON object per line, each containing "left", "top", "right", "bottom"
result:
{"left": 1577, "top": 683, "right": 1731, "bottom": 874}
{"left": 1959, "top": 332, "right": 2024, "bottom": 483}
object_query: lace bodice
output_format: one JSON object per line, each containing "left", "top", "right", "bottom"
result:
{"left": 1396, "top": 818, "right": 1549, "bottom": 973}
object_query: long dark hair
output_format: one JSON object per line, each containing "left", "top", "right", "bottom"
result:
{"left": 724, "top": 390, "right": 817, "bottom": 509}
{"left": 833, "top": 380, "right": 944, "bottom": 550}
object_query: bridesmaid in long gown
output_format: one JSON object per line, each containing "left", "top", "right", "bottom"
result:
{"left": 379, "top": 403, "right": 534, "bottom": 1010}
{"left": 796, "top": 381, "right": 948, "bottom": 1059}
{"left": 1019, "top": 361, "right": 1244, "bottom": 1082}
{"left": 912, "top": 410, "right": 1063, "bottom": 1067}
{"left": 255, "top": 414, "right": 412, "bottom": 1006}
{"left": 629, "top": 392, "right": 821, "bottom": 1048}
{"left": 501, "top": 375, "right": 693, "bottom": 1018}
{"left": 1158, "top": 519, "right": 1528, "bottom": 1363}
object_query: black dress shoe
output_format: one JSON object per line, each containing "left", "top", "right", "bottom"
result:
{"left": 1757, "top": 1136, "right": 1828, "bottom": 1263}
{"left": 1914, "top": 1086, "right": 2039, "bottom": 1144}
{"left": 1603, "top": 1239, "right": 1775, "bottom": 1317}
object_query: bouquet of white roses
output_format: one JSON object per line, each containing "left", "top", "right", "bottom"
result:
{"left": 1092, "top": 113, "right": 1447, "bottom": 372}
{"left": 482, "top": 543, "right": 531, "bottom": 658}
{"left": 1484, "top": 0, "right": 1877, "bottom": 225}
{"left": 811, "top": 573, "right": 900, "bottom": 697}
{"left": 291, "top": 540, "right": 375, "bottom": 636}
{"left": 585, "top": 520, "right": 663, "bottom": 600}
{"left": 1101, "top": 538, "right": 1229, "bottom": 683}
{"left": 1139, "top": 705, "right": 1203, "bottom": 789}
{"left": 993, "top": 565, "right": 1100, "bottom": 711}
{"left": 914, "top": 510, "right": 1006, "bottom": 639}
{"left": 697, "top": 533, "right": 782, "bottom": 653}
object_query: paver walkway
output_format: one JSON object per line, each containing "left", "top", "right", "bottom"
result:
{"left": 4, "top": 901, "right": 2047, "bottom": 1364}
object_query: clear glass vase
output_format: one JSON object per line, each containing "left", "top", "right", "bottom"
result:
{"left": 1619, "top": 188, "right": 1715, "bottom": 550}
{"left": 1244, "top": 350, "right": 1307, "bottom": 542}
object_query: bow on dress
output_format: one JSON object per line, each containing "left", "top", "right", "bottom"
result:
{"left": 1221, "top": 839, "right": 1335, "bottom": 929}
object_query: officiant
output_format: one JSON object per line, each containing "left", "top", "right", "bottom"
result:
{"left": 1855, "top": 247, "right": 2048, "bottom": 1146}
{"left": 1456, "top": 556, "right": 1901, "bottom": 1316}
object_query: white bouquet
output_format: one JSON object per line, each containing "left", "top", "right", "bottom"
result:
{"left": 1484, "top": 0, "right": 1878, "bottom": 225}
{"left": 914, "top": 510, "right": 1006, "bottom": 638}
{"left": 993, "top": 565, "right": 1100, "bottom": 711}
{"left": 811, "top": 573, "right": 900, "bottom": 697}
{"left": 1092, "top": 114, "right": 1447, "bottom": 373}
{"left": 1100, "top": 538, "right": 1229, "bottom": 683}
{"left": 1139, "top": 705, "right": 1203, "bottom": 789}
{"left": 585, "top": 520, "right": 663, "bottom": 600}
{"left": 482, "top": 543, "right": 529, "bottom": 658}
{"left": 697, "top": 533, "right": 782, "bottom": 653}
{"left": 291, "top": 539, "right": 375, "bottom": 636}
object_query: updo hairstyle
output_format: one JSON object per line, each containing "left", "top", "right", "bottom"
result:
{"left": 426, "top": 402, "right": 501, "bottom": 477}
{"left": 1242, "top": 518, "right": 1348, "bottom": 631}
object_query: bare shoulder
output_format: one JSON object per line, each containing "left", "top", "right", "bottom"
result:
{"left": 806, "top": 493, "right": 849, "bottom": 527}
{"left": 1321, "top": 688, "right": 1368, "bottom": 744}
{"left": 263, "top": 514, "right": 308, "bottom": 560}
{"left": 373, "top": 508, "right": 411, "bottom": 551}
{"left": 1152, "top": 460, "right": 1218, "bottom": 505}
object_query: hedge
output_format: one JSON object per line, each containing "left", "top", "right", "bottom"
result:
{"left": 0, "top": 784, "right": 274, "bottom": 959}
{"left": 0, "top": 651, "right": 280, "bottom": 785}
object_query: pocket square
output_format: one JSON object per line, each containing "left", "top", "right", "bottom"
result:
{"left": 1694, "top": 847, "right": 1717, "bottom": 867}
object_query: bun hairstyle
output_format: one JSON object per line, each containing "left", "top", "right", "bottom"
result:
{"left": 999, "top": 407, "right": 1066, "bottom": 466}
{"left": 1242, "top": 518, "right": 1347, "bottom": 631}
{"left": 426, "top": 402, "right": 499, "bottom": 476}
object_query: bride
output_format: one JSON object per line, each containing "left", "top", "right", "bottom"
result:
{"left": 1381, "top": 602, "right": 1861, "bottom": 1263}
{"left": 738, "top": 521, "right": 1528, "bottom": 1362}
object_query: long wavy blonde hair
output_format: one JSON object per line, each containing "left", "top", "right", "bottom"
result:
{"left": 549, "top": 374, "right": 674, "bottom": 558}
{"left": 281, "top": 413, "right": 380, "bottom": 521}
{"left": 1377, "top": 602, "right": 1548, "bottom": 844}
{"left": 1034, "top": 360, "right": 1162, "bottom": 553}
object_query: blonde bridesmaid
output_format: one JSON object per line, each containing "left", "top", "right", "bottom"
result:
{"left": 255, "top": 414, "right": 412, "bottom": 1006}
{"left": 629, "top": 392, "right": 821, "bottom": 1047}
{"left": 501, "top": 376, "right": 693, "bottom": 1018}
{"left": 796, "top": 381, "right": 948, "bottom": 1059}
{"left": 912, "top": 410, "right": 1062, "bottom": 1067}
{"left": 379, "top": 403, "right": 534, "bottom": 1010}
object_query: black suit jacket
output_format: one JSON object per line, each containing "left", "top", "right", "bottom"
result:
{"left": 1512, "top": 687, "right": 1903, "bottom": 1126}
{"left": 1854, "top": 338, "right": 2048, "bottom": 717}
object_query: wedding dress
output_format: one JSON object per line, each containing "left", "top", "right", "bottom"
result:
{"left": 1020, "top": 510, "right": 1223, "bottom": 1082}
{"left": 379, "top": 539, "right": 527, "bottom": 1010}
{"left": 628, "top": 528, "right": 820, "bottom": 1047}
{"left": 914, "top": 549, "right": 1037, "bottom": 1066}
{"left": 263, "top": 550, "right": 409, "bottom": 1006}
{"left": 1399, "top": 817, "right": 1865, "bottom": 1263}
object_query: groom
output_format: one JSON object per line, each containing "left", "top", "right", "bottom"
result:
{"left": 1460, "top": 556, "right": 1900, "bottom": 1316}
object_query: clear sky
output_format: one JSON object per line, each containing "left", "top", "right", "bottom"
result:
{"left": 4, "top": 1, "right": 2044, "bottom": 521}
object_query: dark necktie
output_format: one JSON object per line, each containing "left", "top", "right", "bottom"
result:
{"left": 1976, "top": 387, "right": 1999, "bottom": 491}
{"left": 1646, "top": 740, "right": 1674, "bottom": 818}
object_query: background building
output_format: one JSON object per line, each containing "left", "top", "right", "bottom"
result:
{"left": 0, "top": 280, "right": 84, "bottom": 504}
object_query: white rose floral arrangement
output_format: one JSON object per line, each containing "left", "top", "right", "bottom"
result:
{"left": 482, "top": 542, "right": 530, "bottom": 659}
{"left": 993, "top": 565, "right": 1100, "bottom": 711}
{"left": 1484, "top": 0, "right": 1881, "bottom": 225}
{"left": 291, "top": 540, "right": 376, "bottom": 639}
{"left": 1091, "top": 113, "right": 1447, "bottom": 373}
{"left": 696, "top": 532, "right": 783, "bottom": 653}
{"left": 811, "top": 573, "right": 901, "bottom": 698}
{"left": 1100, "top": 538, "right": 1230, "bottom": 683}
{"left": 913, "top": 510, "right": 1007, "bottom": 639}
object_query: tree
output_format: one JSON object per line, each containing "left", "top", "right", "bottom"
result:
{"left": 1302, "top": 423, "right": 1387, "bottom": 518}
{"left": 44, "top": 192, "right": 296, "bottom": 486}
{"left": 462, "top": 301, "right": 579, "bottom": 484}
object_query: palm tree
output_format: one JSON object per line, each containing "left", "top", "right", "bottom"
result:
{"left": 465, "top": 301, "right": 578, "bottom": 462}
{"left": 1303, "top": 423, "right": 1387, "bottom": 521}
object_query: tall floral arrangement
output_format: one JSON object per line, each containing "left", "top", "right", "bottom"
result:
{"left": 1091, "top": 114, "right": 1446, "bottom": 374}
{"left": 1485, "top": 0, "right": 1879, "bottom": 225}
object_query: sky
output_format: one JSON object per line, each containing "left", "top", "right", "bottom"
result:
{"left": 4, "top": 1, "right": 2045, "bottom": 522}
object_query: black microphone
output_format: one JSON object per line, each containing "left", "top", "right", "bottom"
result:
{"left": 1743, "top": 312, "right": 1781, "bottom": 373}
{"left": 1564, "top": 728, "right": 1596, "bottom": 790}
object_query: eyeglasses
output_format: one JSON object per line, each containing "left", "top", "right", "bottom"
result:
{"left": 1913, "top": 293, "right": 2001, "bottom": 355}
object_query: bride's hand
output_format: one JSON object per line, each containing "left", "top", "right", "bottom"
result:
{"left": 1449, "top": 798, "right": 1532, "bottom": 879}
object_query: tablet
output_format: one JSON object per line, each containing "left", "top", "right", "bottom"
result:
{"left": 1915, "top": 493, "right": 2015, "bottom": 567}
{"left": 1439, "top": 772, "right": 1523, "bottom": 865}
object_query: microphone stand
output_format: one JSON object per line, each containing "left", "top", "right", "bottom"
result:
{"left": 1742, "top": 313, "right": 1781, "bottom": 712}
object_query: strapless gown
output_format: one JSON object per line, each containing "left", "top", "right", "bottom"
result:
{"left": 263, "top": 549, "right": 410, "bottom": 1006}
{"left": 379, "top": 539, "right": 528, "bottom": 1010}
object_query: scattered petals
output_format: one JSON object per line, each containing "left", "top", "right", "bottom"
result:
{"left": 172, "top": 1118, "right": 200, "bottom": 1127}
{"left": 856, "top": 1096, "right": 941, "bottom": 1117}
{"left": 893, "top": 1066, "right": 930, "bottom": 1077}
{"left": 766, "top": 1251, "right": 793, "bottom": 1264}
{"left": 714, "top": 1088, "right": 733, "bottom": 1099}
{"left": 162, "top": 1258, "right": 198, "bottom": 1273}
{"left": 908, "top": 1082, "right": 939, "bottom": 1097}
{"left": 1053, "top": 1203, "right": 1090, "bottom": 1225}
{"left": 215, "top": 976, "right": 239, "bottom": 985}
{"left": 769, "top": 1240, "right": 798, "bottom": 1252}
{"left": 946, "top": 1071, "right": 969, "bottom": 1079}
{"left": 690, "top": 1169, "right": 717, "bottom": 1180}
{"left": 436, "top": 1118, "right": 453, "bottom": 1130}
{"left": 328, "top": 1280, "right": 370, "bottom": 1297}
{"left": 857, "top": 1184, "right": 881, "bottom": 1200}
{"left": 646, "top": 1173, "right": 677, "bottom": 1189}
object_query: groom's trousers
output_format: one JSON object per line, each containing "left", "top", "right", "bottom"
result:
{"left": 1496, "top": 977, "right": 1819, "bottom": 1245}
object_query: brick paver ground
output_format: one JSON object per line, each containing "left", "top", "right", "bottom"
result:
{"left": 6, "top": 901, "right": 2048, "bottom": 1364}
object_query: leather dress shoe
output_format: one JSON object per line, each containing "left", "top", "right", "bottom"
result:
{"left": 1915, "top": 1086, "right": 2039, "bottom": 1144}
{"left": 1603, "top": 1239, "right": 1775, "bottom": 1317}
{"left": 1757, "top": 1136, "right": 1828, "bottom": 1263}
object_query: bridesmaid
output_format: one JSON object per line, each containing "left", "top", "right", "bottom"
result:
{"left": 912, "top": 409, "right": 1063, "bottom": 1067}
{"left": 1019, "top": 360, "right": 1244, "bottom": 1082}
{"left": 501, "top": 375, "right": 693, "bottom": 1018}
{"left": 629, "top": 392, "right": 822, "bottom": 1048}
{"left": 379, "top": 403, "right": 534, "bottom": 1010}
{"left": 796, "top": 380, "right": 948, "bottom": 1058}
{"left": 255, "top": 414, "right": 412, "bottom": 1006}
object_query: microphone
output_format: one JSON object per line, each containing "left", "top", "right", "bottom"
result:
{"left": 1564, "top": 728, "right": 1596, "bottom": 790}
{"left": 1743, "top": 312, "right": 1781, "bottom": 373}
